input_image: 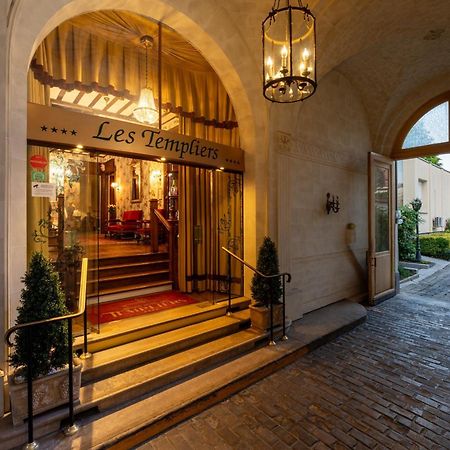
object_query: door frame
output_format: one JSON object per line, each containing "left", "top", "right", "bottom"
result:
{"left": 368, "top": 152, "right": 397, "bottom": 305}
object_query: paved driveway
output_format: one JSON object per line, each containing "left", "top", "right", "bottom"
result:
{"left": 142, "top": 270, "right": 450, "bottom": 449}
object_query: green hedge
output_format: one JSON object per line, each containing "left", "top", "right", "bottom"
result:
{"left": 419, "top": 236, "right": 450, "bottom": 260}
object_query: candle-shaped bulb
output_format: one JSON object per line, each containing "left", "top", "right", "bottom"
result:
{"left": 302, "top": 47, "right": 310, "bottom": 62}
{"left": 281, "top": 45, "right": 288, "bottom": 68}
{"left": 300, "top": 62, "right": 306, "bottom": 74}
{"left": 266, "top": 56, "right": 274, "bottom": 79}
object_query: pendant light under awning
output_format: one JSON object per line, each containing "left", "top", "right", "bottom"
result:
{"left": 133, "top": 35, "right": 159, "bottom": 125}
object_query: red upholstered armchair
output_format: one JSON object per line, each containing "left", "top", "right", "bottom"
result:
{"left": 106, "top": 210, "right": 143, "bottom": 238}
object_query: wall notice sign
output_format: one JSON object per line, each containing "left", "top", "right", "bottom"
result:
{"left": 29, "top": 154, "right": 48, "bottom": 169}
{"left": 31, "top": 182, "right": 56, "bottom": 201}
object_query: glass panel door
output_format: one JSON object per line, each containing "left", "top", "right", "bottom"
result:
{"left": 368, "top": 152, "right": 396, "bottom": 304}
{"left": 27, "top": 146, "right": 100, "bottom": 335}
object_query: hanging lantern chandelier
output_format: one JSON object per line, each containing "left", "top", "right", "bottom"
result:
{"left": 133, "top": 35, "right": 159, "bottom": 124}
{"left": 262, "top": 0, "right": 317, "bottom": 103}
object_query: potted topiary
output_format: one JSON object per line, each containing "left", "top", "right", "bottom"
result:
{"left": 8, "top": 252, "right": 82, "bottom": 426}
{"left": 249, "top": 236, "right": 283, "bottom": 331}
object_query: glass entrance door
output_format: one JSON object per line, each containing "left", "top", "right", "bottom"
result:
{"left": 27, "top": 146, "right": 100, "bottom": 334}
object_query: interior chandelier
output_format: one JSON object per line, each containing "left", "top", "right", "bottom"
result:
{"left": 262, "top": 0, "right": 317, "bottom": 103}
{"left": 133, "top": 35, "right": 159, "bottom": 124}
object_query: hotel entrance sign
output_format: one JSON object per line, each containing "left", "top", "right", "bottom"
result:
{"left": 27, "top": 103, "right": 244, "bottom": 172}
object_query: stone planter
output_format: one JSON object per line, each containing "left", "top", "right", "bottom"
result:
{"left": 249, "top": 302, "right": 284, "bottom": 332}
{"left": 9, "top": 362, "right": 82, "bottom": 426}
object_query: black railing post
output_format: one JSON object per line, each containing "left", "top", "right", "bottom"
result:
{"left": 269, "top": 295, "right": 275, "bottom": 346}
{"left": 25, "top": 327, "right": 37, "bottom": 449}
{"left": 79, "top": 307, "right": 91, "bottom": 360}
{"left": 227, "top": 252, "right": 232, "bottom": 316}
{"left": 282, "top": 274, "right": 288, "bottom": 341}
{"left": 64, "top": 318, "right": 79, "bottom": 436}
{"left": 220, "top": 247, "right": 291, "bottom": 347}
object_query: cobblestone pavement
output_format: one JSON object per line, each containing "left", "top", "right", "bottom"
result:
{"left": 141, "top": 272, "right": 450, "bottom": 449}
{"left": 402, "top": 261, "right": 450, "bottom": 299}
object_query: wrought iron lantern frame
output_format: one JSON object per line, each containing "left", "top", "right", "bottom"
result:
{"left": 262, "top": 0, "right": 317, "bottom": 103}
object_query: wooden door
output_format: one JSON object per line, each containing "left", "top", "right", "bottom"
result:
{"left": 368, "top": 152, "right": 396, "bottom": 304}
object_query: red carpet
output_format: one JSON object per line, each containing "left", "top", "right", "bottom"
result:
{"left": 88, "top": 291, "right": 199, "bottom": 324}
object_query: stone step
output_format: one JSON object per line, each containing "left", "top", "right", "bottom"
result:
{"left": 0, "top": 301, "right": 367, "bottom": 450}
{"left": 81, "top": 313, "right": 250, "bottom": 384}
{"left": 77, "top": 327, "right": 265, "bottom": 415}
{"left": 75, "top": 296, "right": 250, "bottom": 353}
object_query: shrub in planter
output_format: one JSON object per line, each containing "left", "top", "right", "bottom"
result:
{"left": 250, "top": 237, "right": 283, "bottom": 331}
{"left": 8, "top": 252, "right": 82, "bottom": 425}
{"left": 10, "top": 252, "right": 70, "bottom": 378}
{"left": 251, "top": 236, "right": 282, "bottom": 307}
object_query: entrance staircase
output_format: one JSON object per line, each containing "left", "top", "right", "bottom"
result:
{"left": 86, "top": 252, "right": 173, "bottom": 300}
{"left": 1, "top": 297, "right": 268, "bottom": 449}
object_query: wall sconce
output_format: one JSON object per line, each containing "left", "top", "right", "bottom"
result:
{"left": 326, "top": 193, "right": 340, "bottom": 214}
{"left": 111, "top": 182, "right": 120, "bottom": 191}
{"left": 150, "top": 170, "right": 162, "bottom": 181}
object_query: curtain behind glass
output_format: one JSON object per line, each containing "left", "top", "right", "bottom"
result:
{"left": 178, "top": 117, "right": 242, "bottom": 296}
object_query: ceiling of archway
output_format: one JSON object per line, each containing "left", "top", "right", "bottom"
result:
{"left": 214, "top": 0, "right": 450, "bottom": 142}
{"left": 29, "top": 1, "right": 450, "bottom": 144}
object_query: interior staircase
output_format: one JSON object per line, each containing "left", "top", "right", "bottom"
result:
{"left": 1, "top": 296, "right": 267, "bottom": 449}
{"left": 85, "top": 252, "right": 173, "bottom": 300}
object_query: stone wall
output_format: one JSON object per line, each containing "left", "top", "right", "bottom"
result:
{"left": 274, "top": 71, "right": 371, "bottom": 319}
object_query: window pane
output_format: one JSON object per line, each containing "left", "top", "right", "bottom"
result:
{"left": 375, "top": 166, "right": 390, "bottom": 252}
{"left": 402, "top": 102, "right": 449, "bottom": 149}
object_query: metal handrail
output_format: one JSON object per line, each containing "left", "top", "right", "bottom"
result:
{"left": 221, "top": 247, "right": 291, "bottom": 344}
{"left": 222, "top": 247, "right": 292, "bottom": 282}
{"left": 5, "top": 257, "right": 88, "bottom": 448}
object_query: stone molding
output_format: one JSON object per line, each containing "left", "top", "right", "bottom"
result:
{"left": 274, "top": 131, "right": 366, "bottom": 174}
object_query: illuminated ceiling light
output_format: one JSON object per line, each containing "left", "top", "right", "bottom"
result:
{"left": 160, "top": 157, "right": 166, "bottom": 162}
{"left": 76, "top": 144, "right": 83, "bottom": 149}
{"left": 133, "top": 35, "right": 159, "bottom": 125}
{"left": 262, "top": 0, "right": 317, "bottom": 103}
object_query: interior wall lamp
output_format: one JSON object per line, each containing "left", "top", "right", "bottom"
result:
{"left": 111, "top": 182, "right": 120, "bottom": 191}
{"left": 326, "top": 193, "right": 340, "bottom": 214}
{"left": 262, "top": 0, "right": 317, "bottom": 103}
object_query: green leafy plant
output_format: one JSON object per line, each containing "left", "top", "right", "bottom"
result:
{"left": 422, "top": 155, "right": 442, "bottom": 167}
{"left": 251, "top": 236, "right": 282, "bottom": 307}
{"left": 10, "top": 252, "right": 70, "bottom": 379}
{"left": 398, "top": 205, "right": 419, "bottom": 261}
{"left": 419, "top": 236, "right": 450, "bottom": 260}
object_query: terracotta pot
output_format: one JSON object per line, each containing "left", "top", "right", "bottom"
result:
{"left": 8, "top": 362, "right": 82, "bottom": 426}
{"left": 249, "top": 302, "right": 284, "bottom": 332}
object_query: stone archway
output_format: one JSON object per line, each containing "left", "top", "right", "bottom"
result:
{"left": 4, "top": 0, "right": 267, "bottom": 339}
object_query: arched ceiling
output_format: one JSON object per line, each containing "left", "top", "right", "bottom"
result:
{"left": 20, "top": 0, "right": 450, "bottom": 149}
{"left": 219, "top": 0, "right": 450, "bottom": 145}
